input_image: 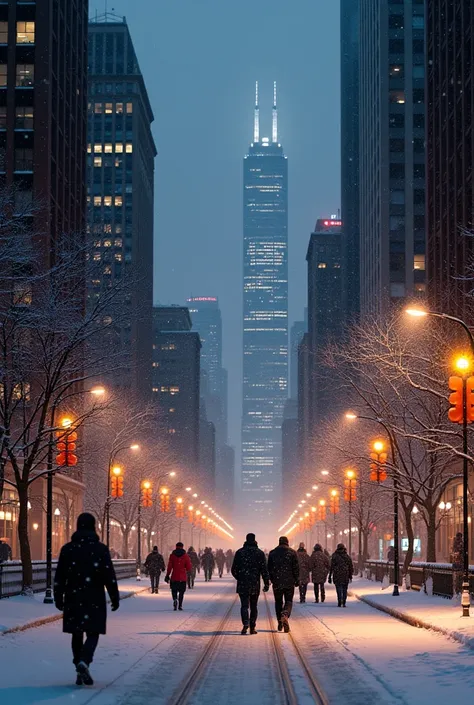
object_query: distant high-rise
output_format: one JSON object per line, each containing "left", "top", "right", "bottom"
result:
{"left": 88, "top": 15, "right": 156, "bottom": 399}
{"left": 290, "top": 318, "right": 306, "bottom": 400}
{"left": 242, "top": 82, "right": 288, "bottom": 518}
{"left": 359, "top": 0, "right": 426, "bottom": 314}
{"left": 427, "top": 0, "right": 474, "bottom": 319}
{"left": 341, "top": 0, "right": 360, "bottom": 321}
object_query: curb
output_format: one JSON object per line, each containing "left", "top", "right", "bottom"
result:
{"left": 1, "top": 584, "right": 149, "bottom": 636}
{"left": 350, "top": 590, "right": 474, "bottom": 652}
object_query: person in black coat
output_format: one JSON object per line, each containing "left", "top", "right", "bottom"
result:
{"left": 54, "top": 513, "right": 120, "bottom": 686}
{"left": 268, "top": 537, "right": 299, "bottom": 633}
{"left": 144, "top": 546, "right": 166, "bottom": 594}
{"left": 329, "top": 543, "right": 354, "bottom": 607}
{"left": 231, "top": 533, "right": 270, "bottom": 635}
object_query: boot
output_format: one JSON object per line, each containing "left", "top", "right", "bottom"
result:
{"left": 277, "top": 621, "right": 283, "bottom": 632}
{"left": 173, "top": 600, "right": 178, "bottom": 611}
{"left": 282, "top": 615, "right": 290, "bottom": 633}
{"left": 250, "top": 627, "right": 257, "bottom": 635}
{"left": 241, "top": 625, "right": 248, "bottom": 635}
{"left": 76, "top": 662, "right": 93, "bottom": 686}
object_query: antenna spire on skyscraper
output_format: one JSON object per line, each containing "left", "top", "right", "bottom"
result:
{"left": 272, "top": 81, "right": 278, "bottom": 143}
{"left": 254, "top": 81, "right": 260, "bottom": 143}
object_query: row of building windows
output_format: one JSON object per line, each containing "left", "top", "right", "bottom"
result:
{"left": 0, "top": 106, "right": 33, "bottom": 129}
{"left": 91, "top": 102, "right": 133, "bottom": 114}
{"left": 0, "top": 21, "right": 34, "bottom": 44}
{"left": 88, "top": 143, "right": 133, "bottom": 154}
{"left": 91, "top": 195, "right": 128, "bottom": 207}
{"left": 0, "top": 63, "right": 34, "bottom": 87}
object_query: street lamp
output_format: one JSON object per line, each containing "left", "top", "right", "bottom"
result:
{"left": 345, "top": 469, "right": 357, "bottom": 557}
{"left": 346, "top": 412, "right": 400, "bottom": 596}
{"left": 106, "top": 443, "right": 139, "bottom": 548}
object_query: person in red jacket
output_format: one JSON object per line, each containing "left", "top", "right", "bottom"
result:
{"left": 165, "top": 542, "right": 192, "bottom": 611}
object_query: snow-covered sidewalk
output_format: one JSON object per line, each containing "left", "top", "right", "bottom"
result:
{"left": 350, "top": 577, "right": 474, "bottom": 648}
{"left": 0, "top": 578, "right": 147, "bottom": 635}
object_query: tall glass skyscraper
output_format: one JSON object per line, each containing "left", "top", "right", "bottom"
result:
{"left": 242, "top": 82, "right": 288, "bottom": 519}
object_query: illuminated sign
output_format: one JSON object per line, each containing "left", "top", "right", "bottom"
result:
{"left": 323, "top": 219, "right": 342, "bottom": 227}
{"left": 186, "top": 297, "right": 218, "bottom": 302}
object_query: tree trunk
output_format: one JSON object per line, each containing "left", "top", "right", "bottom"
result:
{"left": 426, "top": 510, "right": 437, "bottom": 563}
{"left": 121, "top": 528, "right": 130, "bottom": 559}
{"left": 403, "top": 504, "right": 414, "bottom": 575}
{"left": 17, "top": 481, "right": 33, "bottom": 594}
{"left": 363, "top": 530, "right": 369, "bottom": 561}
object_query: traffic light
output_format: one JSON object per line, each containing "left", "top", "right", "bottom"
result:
{"left": 160, "top": 489, "right": 170, "bottom": 512}
{"left": 448, "top": 376, "right": 464, "bottom": 424}
{"left": 329, "top": 491, "right": 340, "bottom": 514}
{"left": 467, "top": 377, "right": 474, "bottom": 423}
{"left": 141, "top": 481, "right": 153, "bottom": 507}
{"left": 56, "top": 424, "right": 78, "bottom": 468}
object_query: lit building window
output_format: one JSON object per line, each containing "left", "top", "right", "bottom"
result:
{"left": 103, "top": 196, "right": 112, "bottom": 207}
{"left": 168, "top": 429, "right": 176, "bottom": 435}
{"left": 94, "top": 156, "right": 102, "bottom": 167}
{"left": 16, "top": 64, "right": 34, "bottom": 87}
{"left": 169, "top": 408, "right": 175, "bottom": 413}
{"left": 93, "top": 196, "right": 101, "bottom": 206}
{"left": 95, "top": 103, "right": 103, "bottom": 114}
{"left": 414, "top": 254, "right": 425, "bottom": 271}
{"left": 94, "top": 144, "right": 102, "bottom": 153}
{"left": 103, "top": 239, "right": 112, "bottom": 248}
{"left": 318, "top": 262, "right": 327, "bottom": 269}
{"left": 115, "top": 196, "right": 122, "bottom": 206}
{"left": 126, "top": 103, "right": 133, "bottom": 113}
{"left": 105, "top": 103, "right": 113, "bottom": 114}
{"left": 104, "top": 144, "right": 113, "bottom": 153}
{"left": 389, "top": 90, "right": 405, "bottom": 104}
{"left": 126, "top": 143, "right": 133, "bottom": 153}
{"left": 16, "top": 22, "right": 35, "bottom": 44}
{"left": 115, "top": 253, "right": 122, "bottom": 261}
{"left": 0, "top": 22, "right": 8, "bottom": 43}
{"left": 116, "top": 144, "right": 124, "bottom": 153}
{"left": 0, "top": 64, "right": 6, "bottom": 87}
{"left": 170, "top": 386, "right": 180, "bottom": 395}
{"left": 116, "top": 103, "right": 124, "bottom": 114}
{"left": 15, "top": 106, "right": 33, "bottom": 129}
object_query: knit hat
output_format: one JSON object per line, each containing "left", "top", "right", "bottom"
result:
{"left": 77, "top": 512, "right": 96, "bottom": 532}
{"left": 246, "top": 533, "right": 256, "bottom": 543}
{"left": 176, "top": 542, "right": 184, "bottom": 548}
{"left": 279, "top": 536, "right": 289, "bottom": 546}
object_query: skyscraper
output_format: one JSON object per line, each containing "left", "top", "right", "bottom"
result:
{"left": 341, "top": 0, "right": 360, "bottom": 321}
{"left": 359, "top": 0, "right": 426, "bottom": 315}
{"left": 242, "top": 82, "right": 288, "bottom": 518}
{"left": 88, "top": 14, "right": 156, "bottom": 399}
{"left": 427, "top": 0, "right": 474, "bottom": 319}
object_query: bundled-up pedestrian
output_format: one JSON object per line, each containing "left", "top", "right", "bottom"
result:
{"left": 144, "top": 546, "right": 166, "bottom": 594}
{"left": 268, "top": 537, "right": 299, "bottom": 633}
{"left": 329, "top": 543, "right": 353, "bottom": 608}
{"left": 225, "top": 549, "right": 234, "bottom": 574}
{"left": 231, "top": 533, "right": 269, "bottom": 635}
{"left": 310, "top": 544, "right": 330, "bottom": 603}
{"left": 216, "top": 548, "right": 226, "bottom": 578}
{"left": 201, "top": 547, "right": 215, "bottom": 581}
{"left": 165, "top": 542, "right": 192, "bottom": 611}
{"left": 0, "top": 538, "right": 12, "bottom": 563}
{"left": 54, "top": 513, "right": 120, "bottom": 687}
{"left": 187, "top": 546, "right": 200, "bottom": 589}
{"left": 296, "top": 543, "right": 311, "bottom": 603}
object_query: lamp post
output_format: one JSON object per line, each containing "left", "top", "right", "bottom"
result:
{"left": 345, "top": 469, "right": 356, "bottom": 557}
{"left": 106, "top": 443, "right": 140, "bottom": 548}
{"left": 406, "top": 308, "right": 474, "bottom": 617}
{"left": 346, "top": 412, "right": 400, "bottom": 596}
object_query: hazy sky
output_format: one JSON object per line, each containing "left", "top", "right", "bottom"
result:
{"left": 90, "top": 0, "right": 341, "bottom": 454}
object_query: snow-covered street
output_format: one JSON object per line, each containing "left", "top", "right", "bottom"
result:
{"left": 2, "top": 575, "right": 474, "bottom": 704}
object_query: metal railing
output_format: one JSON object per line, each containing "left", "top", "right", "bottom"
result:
{"left": 0, "top": 559, "right": 137, "bottom": 599}
{"left": 364, "top": 559, "right": 474, "bottom": 598}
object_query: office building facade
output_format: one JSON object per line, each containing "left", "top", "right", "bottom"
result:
{"left": 359, "top": 0, "right": 426, "bottom": 314}
{"left": 152, "top": 307, "right": 201, "bottom": 479}
{"left": 426, "top": 0, "right": 474, "bottom": 319}
{"left": 341, "top": 0, "right": 360, "bottom": 321}
{"left": 242, "top": 83, "right": 288, "bottom": 518}
{"left": 88, "top": 15, "right": 156, "bottom": 399}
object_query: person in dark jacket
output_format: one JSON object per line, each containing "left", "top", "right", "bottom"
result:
{"left": 310, "top": 544, "right": 330, "bottom": 603}
{"left": 0, "top": 538, "right": 12, "bottom": 563}
{"left": 144, "top": 546, "right": 166, "bottom": 594}
{"left": 201, "top": 547, "right": 215, "bottom": 581}
{"left": 268, "top": 537, "right": 299, "bottom": 632}
{"left": 231, "top": 533, "right": 269, "bottom": 635}
{"left": 54, "top": 513, "right": 120, "bottom": 686}
{"left": 296, "top": 543, "right": 311, "bottom": 603}
{"left": 165, "top": 542, "right": 192, "bottom": 610}
{"left": 187, "top": 546, "right": 200, "bottom": 588}
{"left": 215, "top": 548, "right": 226, "bottom": 578}
{"left": 329, "top": 543, "right": 353, "bottom": 607}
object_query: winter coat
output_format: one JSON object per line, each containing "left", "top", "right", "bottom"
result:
{"left": 268, "top": 545, "right": 299, "bottom": 590}
{"left": 329, "top": 547, "right": 354, "bottom": 586}
{"left": 231, "top": 541, "right": 269, "bottom": 594}
{"left": 387, "top": 546, "right": 395, "bottom": 562}
{"left": 54, "top": 530, "right": 119, "bottom": 635}
{"left": 0, "top": 541, "right": 12, "bottom": 562}
{"left": 167, "top": 548, "right": 192, "bottom": 583}
{"left": 187, "top": 550, "right": 200, "bottom": 569}
{"left": 201, "top": 550, "right": 215, "bottom": 570}
{"left": 215, "top": 550, "right": 226, "bottom": 567}
{"left": 144, "top": 550, "right": 166, "bottom": 576}
{"left": 225, "top": 550, "right": 234, "bottom": 567}
{"left": 310, "top": 549, "right": 330, "bottom": 584}
{"left": 297, "top": 548, "right": 311, "bottom": 585}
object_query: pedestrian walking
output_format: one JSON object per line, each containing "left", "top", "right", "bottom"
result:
{"left": 144, "top": 546, "right": 166, "bottom": 594}
{"left": 165, "top": 542, "right": 192, "bottom": 611}
{"left": 225, "top": 548, "right": 234, "bottom": 574}
{"left": 187, "top": 546, "right": 200, "bottom": 589}
{"left": 231, "top": 532, "right": 269, "bottom": 635}
{"left": 268, "top": 536, "right": 299, "bottom": 633}
{"left": 387, "top": 545, "right": 395, "bottom": 562}
{"left": 215, "top": 548, "right": 226, "bottom": 578}
{"left": 310, "top": 543, "right": 330, "bottom": 603}
{"left": 296, "top": 543, "right": 311, "bottom": 603}
{"left": 329, "top": 543, "right": 353, "bottom": 607}
{"left": 0, "top": 537, "right": 12, "bottom": 563}
{"left": 201, "top": 546, "right": 215, "bottom": 581}
{"left": 53, "top": 513, "right": 120, "bottom": 687}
